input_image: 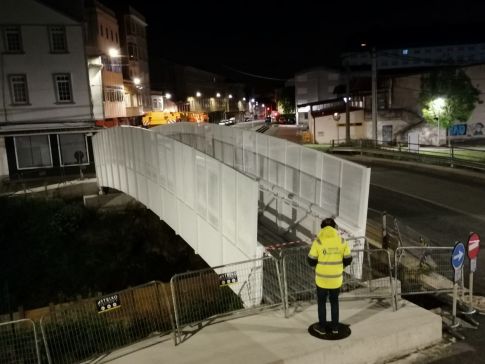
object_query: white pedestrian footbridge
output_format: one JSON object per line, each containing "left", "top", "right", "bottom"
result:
{"left": 93, "top": 123, "right": 370, "bottom": 266}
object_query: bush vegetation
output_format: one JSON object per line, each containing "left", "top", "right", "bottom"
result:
{"left": 0, "top": 196, "right": 207, "bottom": 313}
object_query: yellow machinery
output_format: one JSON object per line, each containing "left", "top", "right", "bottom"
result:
{"left": 142, "top": 111, "right": 209, "bottom": 126}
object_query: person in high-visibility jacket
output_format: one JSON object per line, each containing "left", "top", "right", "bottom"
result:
{"left": 307, "top": 217, "right": 352, "bottom": 335}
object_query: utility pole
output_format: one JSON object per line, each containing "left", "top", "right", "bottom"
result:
{"left": 371, "top": 47, "right": 378, "bottom": 144}
{"left": 345, "top": 64, "right": 351, "bottom": 144}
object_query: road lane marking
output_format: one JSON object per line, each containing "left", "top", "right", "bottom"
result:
{"left": 371, "top": 183, "right": 485, "bottom": 223}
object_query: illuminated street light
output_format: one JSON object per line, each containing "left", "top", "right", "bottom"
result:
{"left": 108, "top": 48, "right": 120, "bottom": 57}
{"left": 133, "top": 77, "right": 141, "bottom": 85}
{"left": 216, "top": 92, "right": 221, "bottom": 98}
{"left": 243, "top": 97, "right": 246, "bottom": 101}
{"left": 251, "top": 98, "right": 255, "bottom": 103}
{"left": 228, "top": 94, "right": 233, "bottom": 99}
{"left": 165, "top": 92, "right": 172, "bottom": 99}
{"left": 430, "top": 97, "right": 446, "bottom": 146}
{"left": 196, "top": 91, "right": 202, "bottom": 97}
{"left": 262, "top": 103, "right": 265, "bottom": 107}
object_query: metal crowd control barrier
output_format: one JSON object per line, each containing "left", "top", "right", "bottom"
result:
{"left": 282, "top": 246, "right": 395, "bottom": 317}
{"left": 39, "top": 281, "right": 173, "bottom": 364}
{"left": 395, "top": 246, "right": 455, "bottom": 303}
{"left": 170, "top": 256, "right": 283, "bottom": 345}
{"left": 0, "top": 318, "right": 41, "bottom": 364}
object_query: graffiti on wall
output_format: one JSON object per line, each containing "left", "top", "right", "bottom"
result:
{"left": 449, "top": 122, "right": 484, "bottom": 139}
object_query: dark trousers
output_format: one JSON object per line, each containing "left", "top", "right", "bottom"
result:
{"left": 317, "top": 286, "right": 340, "bottom": 329}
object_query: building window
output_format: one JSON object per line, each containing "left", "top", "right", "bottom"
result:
{"left": 103, "top": 87, "right": 124, "bottom": 102}
{"left": 58, "top": 133, "right": 89, "bottom": 166}
{"left": 8, "top": 74, "right": 29, "bottom": 105}
{"left": 110, "top": 30, "right": 114, "bottom": 41}
{"left": 3, "top": 26, "right": 22, "bottom": 53}
{"left": 53, "top": 73, "right": 73, "bottom": 103}
{"left": 49, "top": 26, "right": 67, "bottom": 53}
{"left": 115, "top": 32, "right": 118, "bottom": 43}
{"left": 99, "top": 24, "right": 103, "bottom": 36}
{"left": 128, "top": 43, "right": 138, "bottom": 60}
{"left": 14, "top": 135, "right": 52, "bottom": 169}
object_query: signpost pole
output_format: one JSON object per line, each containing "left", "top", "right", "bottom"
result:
{"left": 469, "top": 270, "right": 474, "bottom": 312}
{"left": 452, "top": 281, "right": 458, "bottom": 328}
{"left": 450, "top": 242, "right": 465, "bottom": 329}
{"left": 466, "top": 232, "right": 480, "bottom": 315}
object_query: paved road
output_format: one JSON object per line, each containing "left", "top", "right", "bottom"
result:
{"left": 367, "top": 165, "right": 485, "bottom": 363}
{"left": 369, "top": 166, "right": 485, "bottom": 296}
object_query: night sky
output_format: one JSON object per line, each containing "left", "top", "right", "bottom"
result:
{"left": 100, "top": 0, "right": 485, "bottom": 87}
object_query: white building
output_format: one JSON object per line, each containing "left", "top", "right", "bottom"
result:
{"left": 0, "top": 0, "right": 95, "bottom": 179}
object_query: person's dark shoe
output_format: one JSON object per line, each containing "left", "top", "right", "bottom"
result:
{"left": 314, "top": 325, "right": 326, "bottom": 335}
{"left": 331, "top": 326, "right": 339, "bottom": 334}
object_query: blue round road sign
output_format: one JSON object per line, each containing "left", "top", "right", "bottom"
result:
{"left": 451, "top": 242, "right": 465, "bottom": 270}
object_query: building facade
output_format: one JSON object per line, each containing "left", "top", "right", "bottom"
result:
{"left": 294, "top": 67, "right": 341, "bottom": 125}
{"left": 85, "top": 0, "right": 126, "bottom": 124}
{"left": 0, "top": 0, "right": 95, "bottom": 179}
{"left": 344, "top": 43, "right": 485, "bottom": 70}
{"left": 117, "top": 6, "right": 151, "bottom": 123}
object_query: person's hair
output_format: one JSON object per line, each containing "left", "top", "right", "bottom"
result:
{"left": 321, "top": 217, "right": 337, "bottom": 229}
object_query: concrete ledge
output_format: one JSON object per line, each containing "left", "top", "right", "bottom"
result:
{"left": 103, "top": 299, "right": 442, "bottom": 364}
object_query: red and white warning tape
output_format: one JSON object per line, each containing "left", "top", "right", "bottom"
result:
{"left": 265, "top": 241, "right": 306, "bottom": 251}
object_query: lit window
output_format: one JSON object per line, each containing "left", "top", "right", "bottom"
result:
{"left": 402, "top": 49, "right": 409, "bottom": 55}
{"left": 14, "top": 135, "right": 52, "bottom": 169}
{"left": 58, "top": 134, "right": 89, "bottom": 166}
{"left": 4, "top": 27, "right": 22, "bottom": 53}
{"left": 53, "top": 73, "right": 73, "bottom": 103}
{"left": 8, "top": 74, "right": 29, "bottom": 105}
{"left": 128, "top": 43, "right": 138, "bottom": 60}
{"left": 49, "top": 26, "right": 67, "bottom": 53}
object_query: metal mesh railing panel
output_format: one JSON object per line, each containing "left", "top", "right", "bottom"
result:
{"left": 170, "top": 256, "right": 283, "bottom": 333}
{"left": 395, "top": 247, "right": 455, "bottom": 296}
{"left": 282, "top": 247, "right": 394, "bottom": 312}
{"left": 0, "top": 319, "right": 40, "bottom": 364}
{"left": 40, "top": 281, "right": 173, "bottom": 364}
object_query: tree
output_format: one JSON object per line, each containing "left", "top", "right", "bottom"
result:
{"left": 277, "top": 86, "right": 295, "bottom": 114}
{"left": 419, "top": 68, "right": 480, "bottom": 128}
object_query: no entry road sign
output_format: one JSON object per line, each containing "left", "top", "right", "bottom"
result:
{"left": 467, "top": 233, "right": 480, "bottom": 260}
{"left": 467, "top": 232, "right": 480, "bottom": 273}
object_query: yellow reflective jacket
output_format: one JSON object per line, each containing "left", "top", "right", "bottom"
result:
{"left": 308, "top": 226, "right": 351, "bottom": 289}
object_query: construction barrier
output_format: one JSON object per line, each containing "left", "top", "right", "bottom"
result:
{"left": 170, "top": 256, "right": 283, "bottom": 344}
{"left": 395, "top": 246, "right": 456, "bottom": 299}
{"left": 281, "top": 246, "right": 395, "bottom": 317}
{"left": 0, "top": 319, "right": 41, "bottom": 364}
{"left": 39, "top": 281, "right": 173, "bottom": 363}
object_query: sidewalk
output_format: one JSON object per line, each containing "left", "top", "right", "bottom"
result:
{"left": 99, "top": 299, "right": 441, "bottom": 364}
